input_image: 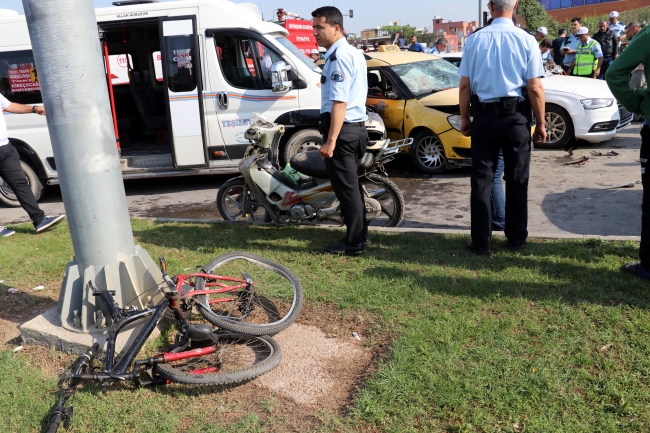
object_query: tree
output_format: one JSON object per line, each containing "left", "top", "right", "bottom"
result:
{"left": 380, "top": 24, "right": 417, "bottom": 41}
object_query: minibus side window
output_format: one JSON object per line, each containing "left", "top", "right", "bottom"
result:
{"left": 163, "top": 35, "right": 197, "bottom": 93}
{"left": 0, "top": 50, "right": 43, "bottom": 104}
{"left": 214, "top": 34, "right": 283, "bottom": 90}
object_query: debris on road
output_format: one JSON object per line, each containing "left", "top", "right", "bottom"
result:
{"left": 605, "top": 180, "right": 641, "bottom": 189}
{"left": 7, "top": 288, "right": 19, "bottom": 294}
{"left": 352, "top": 332, "right": 361, "bottom": 340}
{"left": 591, "top": 150, "right": 620, "bottom": 157}
{"left": 564, "top": 156, "right": 589, "bottom": 166}
{"left": 32, "top": 285, "right": 45, "bottom": 291}
{"left": 12, "top": 346, "right": 23, "bottom": 353}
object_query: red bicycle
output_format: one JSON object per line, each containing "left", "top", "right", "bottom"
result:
{"left": 48, "top": 251, "right": 303, "bottom": 432}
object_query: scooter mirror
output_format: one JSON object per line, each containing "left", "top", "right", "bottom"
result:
{"left": 271, "top": 61, "right": 293, "bottom": 93}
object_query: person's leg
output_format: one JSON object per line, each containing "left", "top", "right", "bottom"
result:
{"left": 491, "top": 150, "right": 505, "bottom": 231}
{"left": 501, "top": 113, "right": 531, "bottom": 248}
{"left": 0, "top": 144, "right": 44, "bottom": 226}
{"left": 324, "top": 131, "right": 365, "bottom": 246}
{"left": 639, "top": 124, "right": 650, "bottom": 271}
{"left": 470, "top": 114, "right": 501, "bottom": 252}
{"left": 598, "top": 57, "right": 612, "bottom": 80}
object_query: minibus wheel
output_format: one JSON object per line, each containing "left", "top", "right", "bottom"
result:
{"left": 0, "top": 160, "right": 44, "bottom": 207}
{"left": 282, "top": 128, "right": 323, "bottom": 166}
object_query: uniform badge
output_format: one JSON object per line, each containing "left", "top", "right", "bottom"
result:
{"left": 330, "top": 71, "right": 345, "bottom": 82}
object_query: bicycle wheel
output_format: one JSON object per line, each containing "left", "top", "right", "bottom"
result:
{"left": 194, "top": 251, "right": 303, "bottom": 335}
{"left": 154, "top": 333, "right": 281, "bottom": 385}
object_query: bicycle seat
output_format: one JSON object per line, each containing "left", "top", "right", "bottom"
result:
{"left": 290, "top": 150, "right": 328, "bottom": 178}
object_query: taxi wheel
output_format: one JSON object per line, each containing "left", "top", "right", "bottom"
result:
{"left": 409, "top": 131, "right": 448, "bottom": 174}
{"left": 282, "top": 128, "right": 323, "bottom": 166}
{"left": 536, "top": 105, "right": 574, "bottom": 149}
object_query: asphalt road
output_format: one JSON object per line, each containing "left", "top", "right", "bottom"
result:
{"left": 0, "top": 122, "right": 644, "bottom": 238}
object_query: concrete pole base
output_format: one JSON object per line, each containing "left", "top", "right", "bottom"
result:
{"left": 56, "top": 246, "right": 166, "bottom": 333}
{"left": 19, "top": 306, "right": 169, "bottom": 356}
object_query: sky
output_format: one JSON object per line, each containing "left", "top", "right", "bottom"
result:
{"left": 0, "top": 0, "right": 485, "bottom": 35}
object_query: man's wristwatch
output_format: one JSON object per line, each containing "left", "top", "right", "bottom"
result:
{"left": 31, "top": 106, "right": 36, "bottom": 113}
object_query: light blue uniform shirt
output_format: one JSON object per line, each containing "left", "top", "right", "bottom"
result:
{"left": 428, "top": 46, "right": 442, "bottom": 55}
{"left": 321, "top": 37, "right": 368, "bottom": 123}
{"left": 561, "top": 33, "right": 580, "bottom": 66}
{"left": 577, "top": 37, "right": 604, "bottom": 59}
{"left": 609, "top": 21, "right": 626, "bottom": 38}
{"left": 459, "top": 18, "right": 545, "bottom": 103}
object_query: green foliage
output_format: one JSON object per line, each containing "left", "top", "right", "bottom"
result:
{"left": 518, "top": 0, "right": 557, "bottom": 35}
{"left": 379, "top": 24, "right": 416, "bottom": 41}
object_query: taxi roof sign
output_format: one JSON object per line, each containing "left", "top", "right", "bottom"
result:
{"left": 378, "top": 45, "right": 400, "bottom": 52}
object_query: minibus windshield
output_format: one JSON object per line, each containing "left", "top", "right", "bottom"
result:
{"left": 273, "top": 36, "right": 321, "bottom": 73}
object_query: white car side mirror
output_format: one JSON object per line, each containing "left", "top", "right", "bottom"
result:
{"left": 271, "top": 61, "right": 293, "bottom": 93}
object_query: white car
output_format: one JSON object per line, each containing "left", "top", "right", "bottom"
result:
{"left": 439, "top": 52, "right": 632, "bottom": 149}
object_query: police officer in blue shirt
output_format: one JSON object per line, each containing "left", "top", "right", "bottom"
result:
{"left": 312, "top": 6, "right": 369, "bottom": 255}
{"left": 608, "top": 11, "right": 626, "bottom": 38}
{"left": 459, "top": 0, "right": 547, "bottom": 254}
{"left": 561, "top": 17, "right": 583, "bottom": 73}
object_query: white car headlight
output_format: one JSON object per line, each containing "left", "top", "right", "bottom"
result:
{"left": 447, "top": 114, "right": 462, "bottom": 131}
{"left": 580, "top": 98, "right": 614, "bottom": 110}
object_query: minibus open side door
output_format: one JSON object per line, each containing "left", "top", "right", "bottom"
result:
{"left": 159, "top": 16, "right": 207, "bottom": 168}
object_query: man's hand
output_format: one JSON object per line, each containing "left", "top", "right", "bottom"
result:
{"left": 33, "top": 106, "right": 45, "bottom": 115}
{"left": 594, "top": 69, "right": 601, "bottom": 79}
{"left": 319, "top": 141, "right": 336, "bottom": 159}
{"left": 460, "top": 118, "right": 472, "bottom": 137}
{"left": 533, "top": 124, "right": 547, "bottom": 143}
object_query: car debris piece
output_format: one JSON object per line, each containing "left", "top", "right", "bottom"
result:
{"left": 33, "top": 285, "right": 45, "bottom": 291}
{"left": 591, "top": 150, "right": 619, "bottom": 156}
{"left": 352, "top": 332, "right": 361, "bottom": 340}
{"left": 12, "top": 346, "right": 23, "bottom": 353}
{"left": 606, "top": 180, "right": 641, "bottom": 189}
{"left": 564, "top": 156, "right": 589, "bottom": 165}
{"left": 7, "top": 288, "right": 19, "bottom": 294}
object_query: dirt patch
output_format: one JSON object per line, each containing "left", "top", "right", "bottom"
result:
{"left": 257, "top": 324, "right": 371, "bottom": 406}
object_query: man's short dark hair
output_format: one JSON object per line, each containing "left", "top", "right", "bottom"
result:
{"left": 628, "top": 21, "right": 642, "bottom": 29}
{"left": 558, "top": 28, "right": 566, "bottom": 36}
{"left": 436, "top": 38, "right": 448, "bottom": 46}
{"left": 540, "top": 38, "right": 553, "bottom": 49}
{"left": 377, "top": 40, "right": 388, "bottom": 46}
{"left": 311, "top": 6, "right": 343, "bottom": 29}
{"left": 411, "top": 35, "right": 417, "bottom": 40}
{"left": 571, "top": 17, "right": 582, "bottom": 24}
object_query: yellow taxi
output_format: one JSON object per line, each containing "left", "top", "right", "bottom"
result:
{"left": 365, "top": 46, "right": 470, "bottom": 174}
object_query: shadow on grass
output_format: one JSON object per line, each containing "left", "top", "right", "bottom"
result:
{"left": 132, "top": 221, "right": 649, "bottom": 309}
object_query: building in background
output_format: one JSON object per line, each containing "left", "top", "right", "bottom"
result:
{"left": 537, "top": 0, "right": 647, "bottom": 22}
{"left": 432, "top": 17, "right": 478, "bottom": 53}
{"left": 360, "top": 28, "right": 392, "bottom": 48}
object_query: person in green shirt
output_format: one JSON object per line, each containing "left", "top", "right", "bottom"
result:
{"left": 605, "top": 24, "right": 650, "bottom": 280}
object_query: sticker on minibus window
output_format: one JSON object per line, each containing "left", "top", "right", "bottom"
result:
{"left": 105, "top": 54, "right": 133, "bottom": 85}
{"left": 152, "top": 51, "right": 163, "bottom": 82}
{"left": 8, "top": 65, "right": 40, "bottom": 93}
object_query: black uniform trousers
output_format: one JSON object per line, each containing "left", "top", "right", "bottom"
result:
{"left": 470, "top": 111, "right": 531, "bottom": 251}
{"left": 639, "top": 124, "right": 650, "bottom": 269}
{"left": 0, "top": 143, "right": 44, "bottom": 226}
{"left": 323, "top": 124, "right": 369, "bottom": 246}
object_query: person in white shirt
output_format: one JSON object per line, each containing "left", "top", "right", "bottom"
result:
{"left": 0, "top": 94, "right": 65, "bottom": 236}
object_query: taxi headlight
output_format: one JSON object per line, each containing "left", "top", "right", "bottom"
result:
{"left": 447, "top": 114, "right": 462, "bottom": 131}
{"left": 580, "top": 98, "right": 614, "bottom": 110}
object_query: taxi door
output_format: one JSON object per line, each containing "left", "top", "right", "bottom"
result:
{"left": 366, "top": 68, "right": 406, "bottom": 141}
{"left": 159, "top": 16, "right": 207, "bottom": 167}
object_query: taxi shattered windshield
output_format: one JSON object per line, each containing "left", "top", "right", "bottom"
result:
{"left": 390, "top": 59, "right": 461, "bottom": 97}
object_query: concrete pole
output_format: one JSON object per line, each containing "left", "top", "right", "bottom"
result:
{"left": 22, "top": 0, "right": 164, "bottom": 333}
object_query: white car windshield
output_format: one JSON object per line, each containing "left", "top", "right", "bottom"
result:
{"left": 273, "top": 36, "right": 321, "bottom": 73}
{"left": 389, "top": 59, "right": 461, "bottom": 97}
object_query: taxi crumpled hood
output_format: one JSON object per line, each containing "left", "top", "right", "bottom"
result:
{"left": 418, "top": 88, "right": 460, "bottom": 107}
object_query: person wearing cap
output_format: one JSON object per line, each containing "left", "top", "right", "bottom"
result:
{"left": 309, "top": 48, "right": 320, "bottom": 62}
{"left": 560, "top": 17, "right": 582, "bottom": 73}
{"left": 568, "top": 27, "right": 603, "bottom": 79}
{"left": 534, "top": 27, "right": 547, "bottom": 44}
{"left": 605, "top": 23, "right": 650, "bottom": 280}
{"left": 608, "top": 11, "right": 626, "bottom": 38}
{"left": 593, "top": 20, "right": 619, "bottom": 80}
{"left": 459, "top": 0, "right": 547, "bottom": 255}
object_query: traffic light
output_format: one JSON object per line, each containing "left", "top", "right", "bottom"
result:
{"left": 349, "top": 10, "right": 353, "bottom": 18}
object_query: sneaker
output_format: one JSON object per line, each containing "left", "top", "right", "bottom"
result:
{"left": 0, "top": 226, "right": 15, "bottom": 237}
{"left": 324, "top": 241, "right": 365, "bottom": 255}
{"left": 35, "top": 215, "right": 66, "bottom": 233}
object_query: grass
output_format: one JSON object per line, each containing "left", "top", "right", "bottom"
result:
{"left": 1, "top": 219, "right": 650, "bottom": 432}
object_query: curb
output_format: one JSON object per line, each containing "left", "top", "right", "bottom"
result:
{"left": 144, "top": 217, "right": 641, "bottom": 242}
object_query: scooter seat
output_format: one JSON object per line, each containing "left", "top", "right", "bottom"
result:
{"left": 290, "top": 150, "right": 376, "bottom": 179}
{"left": 290, "top": 151, "right": 328, "bottom": 179}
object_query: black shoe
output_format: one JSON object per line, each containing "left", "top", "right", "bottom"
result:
{"left": 466, "top": 240, "right": 490, "bottom": 255}
{"left": 363, "top": 235, "right": 371, "bottom": 248}
{"left": 325, "top": 241, "right": 365, "bottom": 255}
{"left": 35, "top": 215, "right": 66, "bottom": 233}
{"left": 509, "top": 241, "right": 527, "bottom": 251}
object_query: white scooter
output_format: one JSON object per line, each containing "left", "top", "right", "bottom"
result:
{"left": 217, "top": 115, "right": 412, "bottom": 227}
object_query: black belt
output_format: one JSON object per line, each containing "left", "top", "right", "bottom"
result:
{"left": 343, "top": 121, "right": 364, "bottom": 126}
{"left": 479, "top": 100, "right": 524, "bottom": 115}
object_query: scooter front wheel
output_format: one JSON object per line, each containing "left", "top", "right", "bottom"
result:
{"left": 217, "top": 177, "right": 272, "bottom": 223}
{"left": 360, "top": 173, "right": 405, "bottom": 227}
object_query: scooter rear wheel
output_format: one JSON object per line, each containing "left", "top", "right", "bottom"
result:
{"left": 217, "top": 177, "right": 271, "bottom": 223}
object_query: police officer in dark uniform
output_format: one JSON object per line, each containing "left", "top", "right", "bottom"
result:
{"left": 312, "top": 6, "right": 369, "bottom": 255}
{"left": 459, "top": 0, "right": 547, "bottom": 254}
